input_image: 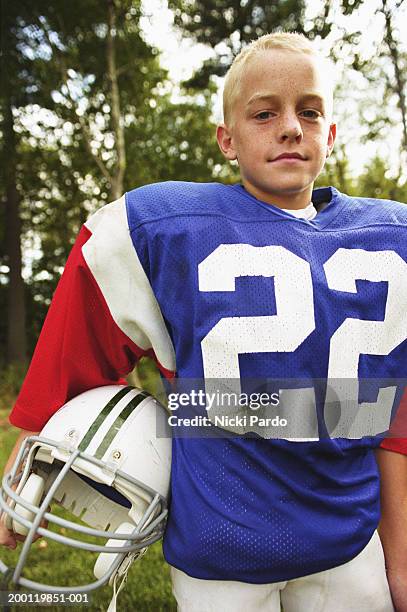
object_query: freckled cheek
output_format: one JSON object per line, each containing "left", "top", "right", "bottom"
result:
{"left": 309, "top": 134, "right": 329, "bottom": 157}
{"left": 236, "top": 137, "right": 268, "bottom": 159}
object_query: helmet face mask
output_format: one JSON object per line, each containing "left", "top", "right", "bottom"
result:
{"left": 0, "top": 386, "right": 171, "bottom": 597}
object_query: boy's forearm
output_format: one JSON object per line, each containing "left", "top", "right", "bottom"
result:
{"left": 0, "top": 429, "right": 39, "bottom": 523}
{"left": 2, "top": 428, "right": 40, "bottom": 479}
{"left": 375, "top": 447, "right": 407, "bottom": 568}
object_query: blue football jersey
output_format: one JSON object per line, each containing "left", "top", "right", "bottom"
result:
{"left": 10, "top": 181, "right": 407, "bottom": 584}
{"left": 125, "top": 182, "right": 407, "bottom": 583}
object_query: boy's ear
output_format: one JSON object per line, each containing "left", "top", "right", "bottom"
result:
{"left": 216, "top": 124, "right": 238, "bottom": 161}
{"left": 326, "top": 123, "right": 337, "bottom": 158}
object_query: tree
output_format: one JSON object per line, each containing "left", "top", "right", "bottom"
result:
{"left": 378, "top": 0, "right": 407, "bottom": 154}
{"left": 0, "top": 0, "right": 226, "bottom": 366}
{"left": 25, "top": 0, "right": 163, "bottom": 202}
{"left": 356, "top": 155, "right": 407, "bottom": 201}
{"left": 316, "top": 143, "right": 357, "bottom": 196}
{"left": 21, "top": 1, "right": 224, "bottom": 289}
{"left": 167, "top": 0, "right": 317, "bottom": 89}
{"left": 322, "top": 0, "right": 407, "bottom": 179}
{"left": 0, "top": 2, "right": 41, "bottom": 366}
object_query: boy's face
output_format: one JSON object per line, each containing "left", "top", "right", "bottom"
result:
{"left": 217, "top": 49, "right": 336, "bottom": 209}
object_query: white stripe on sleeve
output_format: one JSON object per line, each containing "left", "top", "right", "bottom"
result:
{"left": 83, "top": 196, "right": 176, "bottom": 373}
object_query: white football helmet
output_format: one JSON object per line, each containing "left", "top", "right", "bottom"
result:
{"left": 0, "top": 385, "right": 171, "bottom": 610}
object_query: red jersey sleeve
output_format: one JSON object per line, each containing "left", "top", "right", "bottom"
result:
{"left": 380, "top": 388, "right": 407, "bottom": 454}
{"left": 9, "top": 196, "right": 175, "bottom": 431}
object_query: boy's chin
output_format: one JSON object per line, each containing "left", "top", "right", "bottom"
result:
{"left": 253, "top": 180, "right": 315, "bottom": 199}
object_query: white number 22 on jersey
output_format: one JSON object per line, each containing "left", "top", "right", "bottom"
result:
{"left": 199, "top": 245, "right": 407, "bottom": 439}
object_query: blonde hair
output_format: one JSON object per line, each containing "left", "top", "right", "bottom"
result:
{"left": 223, "top": 32, "right": 333, "bottom": 126}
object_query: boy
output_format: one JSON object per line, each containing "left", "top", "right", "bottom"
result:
{"left": 1, "top": 32, "right": 407, "bottom": 611}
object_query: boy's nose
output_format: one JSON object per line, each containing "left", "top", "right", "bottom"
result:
{"left": 278, "top": 114, "right": 303, "bottom": 142}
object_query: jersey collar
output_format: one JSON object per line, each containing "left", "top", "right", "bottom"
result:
{"left": 232, "top": 184, "right": 348, "bottom": 230}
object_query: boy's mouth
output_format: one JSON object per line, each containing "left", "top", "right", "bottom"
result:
{"left": 270, "top": 152, "right": 307, "bottom": 162}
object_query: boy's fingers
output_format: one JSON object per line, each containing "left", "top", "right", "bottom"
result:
{"left": 1, "top": 504, "right": 50, "bottom": 547}
{"left": 33, "top": 520, "right": 48, "bottom": 542}
{"left": 4, "top": 534, "right": 17, "bottom": 549}
{"left": 0, "top": 527, "right": 17, "bottom": 549}
{"left": 7, "top": 517, "right": 49, "bottom": 544}
{"left": 14, "top": 533, "right": 29, "bottom": 542}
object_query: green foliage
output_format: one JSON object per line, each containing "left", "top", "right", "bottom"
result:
{"left": 340, "top": 0, "right": 365, "bottom": 16}
{"left": 316, "top": 152, "right": 407, "bottom": 203}
{"left": 135, "top": 357, "right": 165, "bottom": 401}
{"left": 0, "top": 364, "right": 27, "bottom": 411}
{"left": 123, "top": 82, "right": 224, "bottom": 189}
{"left": 0, "top": 0, "right": 231, "bottom": 361}
{"left": 168, "top": 0, "right": 312, "bottom": 89}
{"left": 0, "top": 408, "right": 18, "bottom": 462}
{"left": 2, "top": 0, "right": 407, "bottom": 366}
{"left": 316, "top": 145, "right": 357, "bottom": 195}
{"left": 169, "top": 0, "right": 308, "bottom": 46}
{"left": 356, "top": 155, "right": 407, "bottom": 202}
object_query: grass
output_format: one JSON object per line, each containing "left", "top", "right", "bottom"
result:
{"left": 0, "top": 398, "right": 177, "bottom": 612}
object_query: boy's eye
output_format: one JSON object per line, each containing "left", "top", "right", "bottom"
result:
{"left": 254, "top": 111, "right": 273, "bottom": 121}
{"left": 300, "top": 109, "right": 321, "bottom": 119}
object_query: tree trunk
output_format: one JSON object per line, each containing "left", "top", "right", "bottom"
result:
{"left": 107, "top": 0, "right": 126, "bottom": 200}
{"left": 381, "top": 0, "right": 407, "bottom": 153}
{"left": 106, "top": 1, "right": 137, "bottom": 383}
{"left": 3, "top": 80, "right": 27, "bottom": 365}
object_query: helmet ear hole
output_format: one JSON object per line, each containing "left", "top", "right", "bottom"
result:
{"left": 13, "top": 473, "right": 45, "bottom": 536}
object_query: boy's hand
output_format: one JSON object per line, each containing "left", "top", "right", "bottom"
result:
{"left": 0, "top": 514, "right": 19, "bottom": 549}
{"left": 0, "top": 508, "right": 48, "bottom": 550}
{"left": 375, "top": 449, "right": 407, "bottom": 612}
{"left": 386, "top": 568, "right": 407, "bottom": 612}
{"left": 0, "top": 428, "right": 44, "bottom": 550}
{"left": 0, "top": 513, "right": 30, "bottom": 550}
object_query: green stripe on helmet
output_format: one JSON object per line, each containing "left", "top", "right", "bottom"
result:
{"left": 94, "top": 390, "right": 151, "bottom": 460}
{"left": 78, "top": 386, "right": 134, "bottom": 452}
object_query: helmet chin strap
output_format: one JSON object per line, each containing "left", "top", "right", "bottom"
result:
{"left": 106, "top": 563, "right": 130, "bottom": 612}
{"left": 107, "top": 576, "right": 122, "bottom": 612}
{"left": 107, "top": 547, "right": 147, "bottom": 611}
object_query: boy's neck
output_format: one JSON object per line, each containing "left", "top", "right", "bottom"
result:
{"left": 241, "top": 180, "right": 314, "bottom": 210}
